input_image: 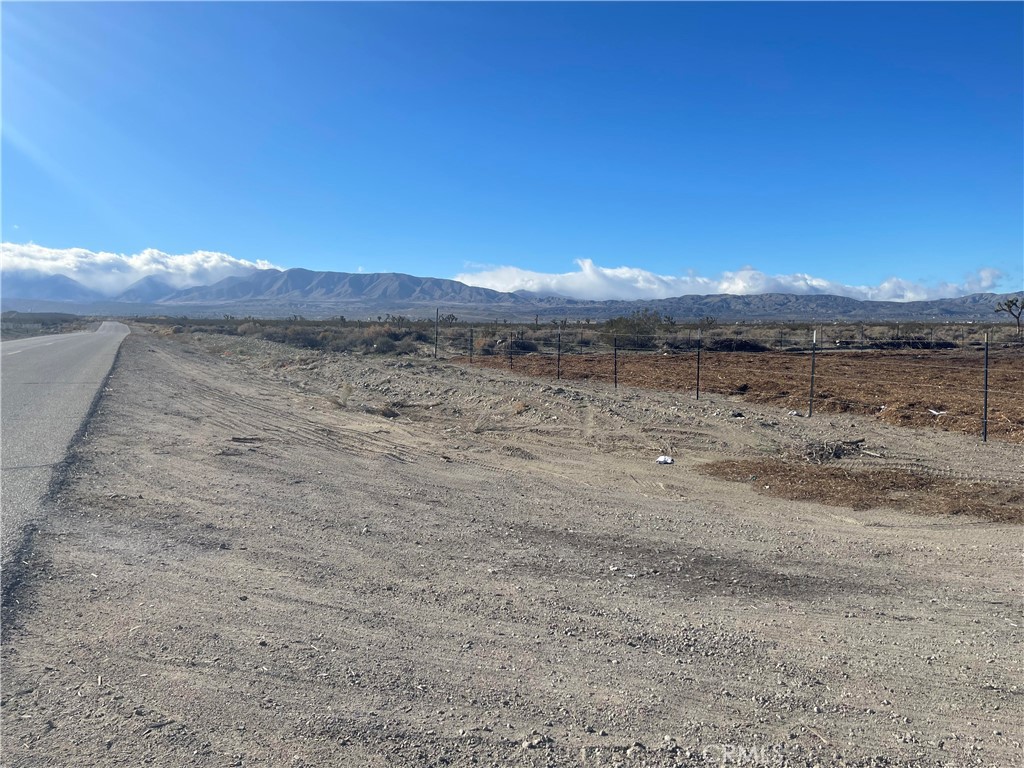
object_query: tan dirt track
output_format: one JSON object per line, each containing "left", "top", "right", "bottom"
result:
{"left": 2, "top": 328, "right": 1021, "bottom": 767}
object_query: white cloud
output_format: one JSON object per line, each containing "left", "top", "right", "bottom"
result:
{"left": 1, "top": 242, "right": 279, "bottom": 296}
{"left": 1, "top": 244, "right": 1005, "bottom": 303}
{"left": 454, "top": 259, "right": 1004, "bottom": 302}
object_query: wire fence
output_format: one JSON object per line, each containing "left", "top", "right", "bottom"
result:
{"left": 145, "top": 313, "right": 1023, "bottom": 444}
{"left": 431, "top": 325, "right": 1023, "bottom": 444}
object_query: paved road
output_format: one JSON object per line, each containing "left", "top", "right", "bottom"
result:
{"left": 1, "top": 322, "right": 130, "bottom": 568}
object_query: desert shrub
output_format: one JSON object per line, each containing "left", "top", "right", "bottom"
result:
{"left": 371, "top": 336, "right": 396, "bottom": 354}
{"left": 865, "top": 339, "right": 957, "bottom": 351}
{"left": 215, "top": 320, "right": 435, "bottom": 356}
{"left": 659, "top": 333, "right": 696, "bottom": 351}
{"left": 603, "top": 309, "right": 665, "bottom": 337}
{"left": 394, "top": 339, "right": 419, "bottom": 355}
{"left": 626, "top": 334, "right": 660, "bottom": 350}
{"left": 511, "top": 338, "right": 538, "bottom": 352}
{"left": 190, "top": 324, "right": 232, "bottom": 336}
{"left": 705, "top": 338, "right": 770, "bottom": 353}
{"left": 326, "top": 334, "right": 357, "bottom": 353}
{"left": 261, "top": 327, "right": 289, "bottom": 344}
{"left": 284, "top": 325, "right": 321, "bottom": 348}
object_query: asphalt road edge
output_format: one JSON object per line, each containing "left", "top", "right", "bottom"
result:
{"left": 1, "top": 332, "right": 129, "bottom": 639}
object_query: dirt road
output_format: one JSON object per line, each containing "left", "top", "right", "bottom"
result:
{"left": 2, "top": 329, "right": 1021, "bottom": 767}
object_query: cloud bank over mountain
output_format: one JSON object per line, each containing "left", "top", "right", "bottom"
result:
{"left": 454, "top": 259, "right": 1003, "bottom": 302}
{"left": 1, "top": 244, "right": 1005, "bottom": 303}
{"left": 1, "top": 243, "right": 279, "bottom": 296}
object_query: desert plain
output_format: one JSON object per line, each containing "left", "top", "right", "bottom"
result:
{"left": 2, "top": 327, "right": 1021, "bottom": 767}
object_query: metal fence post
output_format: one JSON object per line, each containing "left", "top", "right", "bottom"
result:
{"left": 613, "top": 336, "right": 618, "bottom": 389}
{"left": 808, "top": 329, "right": 817, "bottom": 417}
{"left": 695, "top": 329, "right": 702, "bottom": 400}
{"left": 509, "top": 334, "right": 513, "bottom": 370}
{"left": 434, "top": 308, "right": 439, "bottom": 359}
{"left": 556, "top": 332, "right": 561, "bottom": 380}
{"left": 469, "top": 327, "right": 474, "bottom": 363}
{"left": 982, "top": 332, "right": 990, "bottom": 442}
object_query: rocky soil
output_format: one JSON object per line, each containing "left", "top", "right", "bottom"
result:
{"left": 2, "top": 328, "right": 1021, "bottom": 767}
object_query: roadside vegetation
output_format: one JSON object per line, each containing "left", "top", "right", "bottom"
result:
{"left": 136, "top": 308, "right": 1019, "bottom": 358}
{"left": 0, "top": 311, "right": 91, "bottom": 340}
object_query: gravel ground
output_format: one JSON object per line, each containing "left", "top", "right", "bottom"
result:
{"left": 2, "top": 328, "right": 1021, "bottom": 767}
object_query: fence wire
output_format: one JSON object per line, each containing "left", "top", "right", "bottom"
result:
{"left": 439, "top": 326, "right": 1023, "bottom": 444}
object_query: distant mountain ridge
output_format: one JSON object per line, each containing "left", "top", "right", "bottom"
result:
{"left": 164, "top": 268, "right": 526, "bottom": 305}
{"left": 1, "top": 271, "right": 105, "bottom": 303}
{"left": 115, "top": 275, "right": 181, "bottom": 302}
{"left": 1, "top": 267, "right": 1020, "bottom": 323}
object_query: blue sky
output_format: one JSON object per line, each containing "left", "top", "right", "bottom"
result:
{"left": 2, "top": 2, "right": 1022, "bottom": 300}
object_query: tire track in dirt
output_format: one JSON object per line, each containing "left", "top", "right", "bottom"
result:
{"left": 145, "top": 343, "right": 424, "bottom": 463}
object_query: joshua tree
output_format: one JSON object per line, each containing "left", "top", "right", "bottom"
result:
{"left": 995, "top": 297, "right": 1022, "bottom": 338}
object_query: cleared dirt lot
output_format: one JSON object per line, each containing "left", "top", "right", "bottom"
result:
{"left": 466, "top": 348, "right": 1023, "bottom": 443}
{"left": 2, "top": 329, "right": 1021, "bottom": 767}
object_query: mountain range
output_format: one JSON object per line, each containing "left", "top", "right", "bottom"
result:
{"left": 1, "top": 267, "right": 1020, "bottom": 323}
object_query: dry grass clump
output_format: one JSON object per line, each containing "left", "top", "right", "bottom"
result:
{"left": 701, "top": 458, "right": 1023, "bottom": 524}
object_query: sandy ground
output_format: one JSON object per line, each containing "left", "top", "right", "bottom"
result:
{"left": 2, "top": 328, "right": 1021, "bottom": 767}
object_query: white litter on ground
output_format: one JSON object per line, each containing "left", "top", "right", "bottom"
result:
{"left": 656, "top": 455, "right": 674, "bottom": 464}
